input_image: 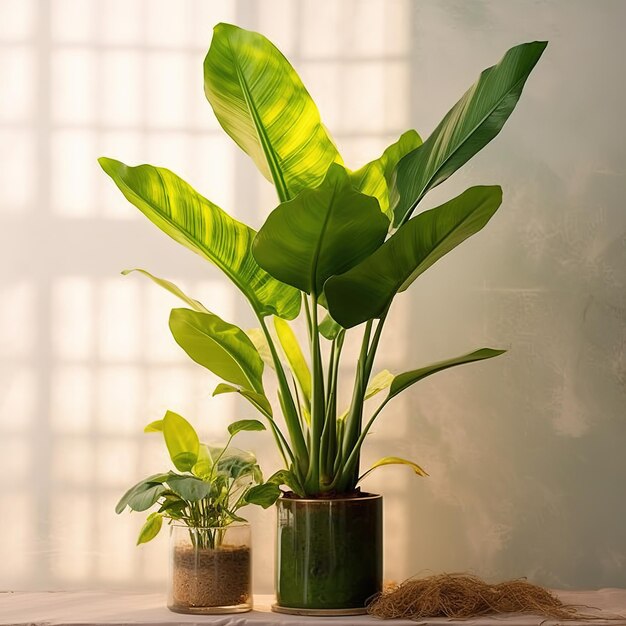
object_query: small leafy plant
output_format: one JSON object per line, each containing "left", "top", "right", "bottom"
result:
{"left": 116, "top": 411, "right": 280, "bottom": 548}
{"left": 101, "top": 24, "right": 546, "bottom": 497}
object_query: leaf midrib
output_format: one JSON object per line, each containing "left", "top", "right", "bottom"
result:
{"left": 310, "top": 181, "right": 339, "bottom": 296}
{"left": 228, "top": 36, "right": 291, "bottom": 202}
{"left": 405, "top": 66, "right": 532, "bottom": 219}
{"left": 390, "top": 349, "right": 502, "bottom": 397}
{"left": 398, "top": 195, "right": 492, "bottom": 292}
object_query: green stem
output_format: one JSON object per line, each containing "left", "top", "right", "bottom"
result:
{"left": 341, "top": 321, "right": 372, "bottom": 461}
{"left": 341, "top": 396, "right": 391, "bottom": 483}
{"left": 258, "top": 316, "right": 309, "bottom": 477}
{"left": 303, "top": 293, "right": 313, "bottom": 343}
{"left": 320, "top": 330, "right": 345, "bottom": 486}
{"left": 304, "top": 294, "right": 326, "bottom": 492}
{"left": 364, "top": 311, "right": 388, "bottom": 379}
{"left": 349, "top": 310, "right": 390, "bottom": 484}
{"left": 333, "top": 308, "right": 391, "bottom": 491}
{"left": 209, "top": 433, "right": 234, "bottom": 482}
{"left": 338, "top": 309, "right": 392, "bottom": 488}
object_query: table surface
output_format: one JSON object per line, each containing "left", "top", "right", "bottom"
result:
{"left": 1, "top": 590, "right": 625, "bottom": 626}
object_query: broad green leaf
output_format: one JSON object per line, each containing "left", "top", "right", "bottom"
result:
{"left": 158, "top": 496, "right": 187, "bottom": 519}
{"left": 274, "top": 318, "right": 311, "bottom": 406}
{"left": 394, "top": 41, "right": 547, "bottom": 226}
{"left": 137, "top": 512, "right": 163, "bottom": 545}
{"left": 325, "top": 186, "right": 502, "bottom": 327}
{"left": 350, "top": 130, "right": 422, "bottom": 219}
{"left": 98, "top": 158, "right": 300, "bottom": 319}
{"left": 166, "top": 473, "right": 211, "bottom": 501}
{"left": 209, "top": 446, "right": 259, "bottom": 481}
{"left": 365, "top": 370, "right": 395, "bottom": 400}
{"left": 359, "top": 457, "right": 428, "bottom": 483}
{"left": 318, "top": 314, "right": 342, "bottom": 340}
{"left": 191, "top": 444, "right": 213, "bottom": 480}
{"left": 268, "top": 468, "right": 304, "bottom": 497}
{"left": 253, "top": 164, "right": 389, "bottom": 296}
{"left": 116, "top": 475, "right": 169, "bottom": 514}
{"left": 244, "top": 483, "right": 281, "bottom": 508}
{"left": 228, "top": 419, "right": 266, "bottom": 436}
{"left": 204, "top": 23, "right": 341, "bottom": 201}
{"left": 170, "top": 308, "right": 264, "bottom": 394}
{"left": 388, "top": 348, "right": 506, "bottom": 401}
{"left": 162, "top": 410, "right": 200, "bottom": 472}
{"left": 122, "top": 268, "right": 209, "bottom": 313}
{"left": 213, "top": 383, "right": 273, "bottom": 417}
{"left": 246, "top": 328, "right": 275, "bottom": 369}
{"left": 144, "top": 420, "right": 163, "bottom": 433}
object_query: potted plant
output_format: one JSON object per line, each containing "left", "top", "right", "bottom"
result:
{"left": 116, "top": 411, "right": 280, "bottom": 614}
{"left": 100, "top": 24, "right": 546, "bottom": 614}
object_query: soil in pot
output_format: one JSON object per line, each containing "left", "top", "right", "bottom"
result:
{"left": 171, "top": 544, "right": 250, "bottom": 610}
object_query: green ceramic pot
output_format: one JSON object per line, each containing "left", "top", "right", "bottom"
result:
{"left": 274, "top": 493, "right": 383, "bottom": 615}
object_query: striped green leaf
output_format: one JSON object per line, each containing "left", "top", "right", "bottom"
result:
{"left": 394, "top": 41, "right": 547, "bottom": 225}
{"left": 99, "top": 158, "right": 300, "bottom": 319}
{"left": 350, "top": 130, "right": 422, "bottom": 220}
{"left": 169, "top": 308, "right": 265, "bottom": 394}
{"left": 325, "top": 186, "right": 502, "bottom": 328}
{"left": 204, "top": 23, "right": 341, "bottom": 201}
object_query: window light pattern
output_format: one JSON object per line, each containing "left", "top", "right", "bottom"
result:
{"left": 0, "top": 0, "right": 413, "bottom": 592}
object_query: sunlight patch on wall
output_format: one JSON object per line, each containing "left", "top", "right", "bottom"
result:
{"left": 0, "top": 281, "right": 36, "bottom": 357}
{"left": 99, "top": 279, "right": 142, "bottom": 361}
{"left": 51, "top": 131, "right": 98, "bottom": 217}
{"left": 96, "top": 366, "right": 142, "bottom": 434}
{"left": 97, "top": 496, "right": 137, "bottom": 581}
{"left": 52, "top": 50, "right": 97, "bottom": 125}
{"left": 50, "top": 493, "right": 92, "bottom": 581}
{"left": 101, "top": 51, "right": 143, "bottom": 127}
{"left": 52, "top": 277, "right": 94, "bottom": 358}
{"left": 0, "top": 366, "right": 35, "bottom": 431}
{"left": 0, "top": 495, "right": 34, "bottom": 580}
{"left": 50, "top": 366, "right": 93, "bottom": 433}
{"left": 0, "top": 129, "right": 35, "bottom": 214}
{"left": 0, "top": 46, "right": 35, "bottom": 122}
{"left": 52, "top": 438, "right": 92, "bottom": 485}
{"left": 0, "top": 0, "right": 413, "bottom": 592}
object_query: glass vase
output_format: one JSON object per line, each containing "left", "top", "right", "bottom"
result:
{"left": 167, "top": 523, "right": 252, "bottom": 614}
{"left": 274, "top": 493, "right": 383, "bottom": 615}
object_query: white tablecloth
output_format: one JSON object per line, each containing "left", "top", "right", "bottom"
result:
{"left": 0, "top": 590, "right": 625, "bottom": 626}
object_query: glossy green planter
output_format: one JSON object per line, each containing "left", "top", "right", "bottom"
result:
{"left": 273, "top": 494, "right": 383, "bottom": 615}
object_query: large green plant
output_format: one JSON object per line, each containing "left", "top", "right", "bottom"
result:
{"left": 100, "top": 24, "right": 546, "bottom": 496}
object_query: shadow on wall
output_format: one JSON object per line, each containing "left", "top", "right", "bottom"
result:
{"left": 402, "top": 152, "right": 626, "bottom": 588}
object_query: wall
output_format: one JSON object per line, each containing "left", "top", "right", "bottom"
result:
{"left": 0, "top": 0, "right": 624, "bottom": 592}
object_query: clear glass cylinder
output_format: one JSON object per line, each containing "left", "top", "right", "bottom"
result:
{"left": 167, "top": 523, "right": 252, "bottom": 614}
{"left": 275, "top": 494, "right": 383, "bottom": 614}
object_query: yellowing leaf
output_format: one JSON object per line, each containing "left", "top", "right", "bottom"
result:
{"left": 359, "top": 456, "right": 428, "bottom": 484}
{"left": 274, "top": 318, "right": 311, "bottom": 407}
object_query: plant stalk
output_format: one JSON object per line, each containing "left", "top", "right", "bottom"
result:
{"left": 304, "top": 294, "right": 326, "bottom": 493}
{"left": 258, "top": 316, "right": 309, "bottom": 478}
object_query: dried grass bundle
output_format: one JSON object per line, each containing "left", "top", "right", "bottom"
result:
{"left": 367, "top": 573, "right": 581, "bottom": 620}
